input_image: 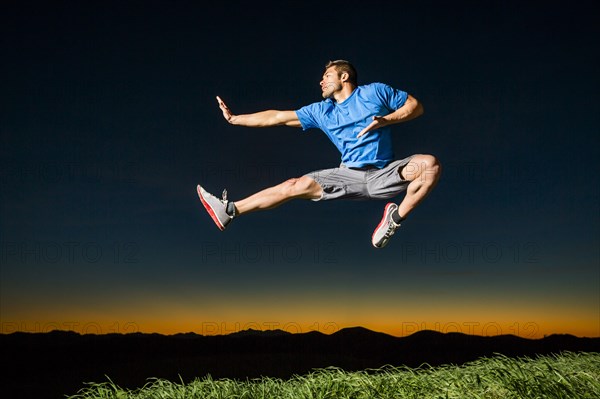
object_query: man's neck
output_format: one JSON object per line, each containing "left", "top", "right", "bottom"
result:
{"left": 333, "top": 84, "right": 356, "bottom": 103}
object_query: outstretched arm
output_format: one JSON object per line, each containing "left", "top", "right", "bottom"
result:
{"left": 357, "top": 94, "right": 424, "bottom": 137}
{"left": 217, "top": 96, "right": 302, "bottom": 128}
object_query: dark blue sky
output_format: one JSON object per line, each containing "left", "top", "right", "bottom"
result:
{"left": 1, "top": 1, "right": 598, "bottom": 337}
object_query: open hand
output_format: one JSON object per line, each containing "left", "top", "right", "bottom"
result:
{"left": 357, "top": 115, "right": 389, "bottom": 138}
{"left": 216, "top": 96, "right": 234, "bottom": 123}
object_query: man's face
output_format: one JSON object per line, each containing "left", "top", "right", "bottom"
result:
{"left": 320, "top": 66, "right": 343, "bottom": 99}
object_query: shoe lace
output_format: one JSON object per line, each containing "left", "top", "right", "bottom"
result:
{"left": 384, "top": 220, "right": 400, "bottom": 238}
{"left": 221, "top": 189, "right": 236, "bottom": 217}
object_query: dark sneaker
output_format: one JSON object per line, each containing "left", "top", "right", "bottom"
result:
{"left": 197, "top": 185, "right": 234, "bottom": 231}
{"left": 371, "top": 203, "right": 401, "bottom": 248}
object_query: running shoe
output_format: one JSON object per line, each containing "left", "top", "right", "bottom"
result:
{"left": 197, "top": 185, "right": 234, "bottom": 231}
{"left": 371, "top": 203, "right": 401, "bottom": 248}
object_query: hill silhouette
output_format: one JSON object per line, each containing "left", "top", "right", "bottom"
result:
{"left": 1, "top": 327, "right": 598, "bottom": 399}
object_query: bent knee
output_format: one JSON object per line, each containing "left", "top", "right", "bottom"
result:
{"left": 419, "top": 154, "right": 441, "bottom": 169}
{"left": 417, "top": 154, "right": 442, "bottom": 175}
{"left": 404, "top": 154, "right": 442, "bottom": 180}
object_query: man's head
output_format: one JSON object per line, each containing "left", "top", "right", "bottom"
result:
{"left": 321, "top": 60, "right": 358, "bottom": 99}
{"left": 324, "top": 60, "right": 358, "bottom": 86}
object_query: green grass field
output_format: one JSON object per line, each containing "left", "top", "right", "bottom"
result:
{"left": 67, "top": 352, "right": 599, "bottom": 399}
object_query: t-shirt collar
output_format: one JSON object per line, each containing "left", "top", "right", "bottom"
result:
{"left": 333, "top": 87, "right": 358, "bottom": 106}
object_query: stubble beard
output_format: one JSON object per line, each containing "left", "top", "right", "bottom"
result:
{"left": 321, "top": 83, "right": 340, "bottom": 99}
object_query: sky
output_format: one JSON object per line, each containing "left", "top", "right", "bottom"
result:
{"left": 1, "top": 1, "right": 598, "bottom": 338}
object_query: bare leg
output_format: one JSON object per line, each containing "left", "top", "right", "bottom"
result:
{"left": 234, "top": 176, "right": 322, "bottom": 215}
{"left": 397, "top": 154, "right": 441, "bottom": 218}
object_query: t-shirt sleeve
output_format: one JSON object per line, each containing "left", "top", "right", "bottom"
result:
{"left": 373, "top": 83, "right": 408, "bottom": 111}
{"left": 295, "top": 102, "right": 321, "bottom": 131}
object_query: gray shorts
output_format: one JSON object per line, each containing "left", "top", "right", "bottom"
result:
{"left": 305, "top": 156, "right": 414, "bottom": 201}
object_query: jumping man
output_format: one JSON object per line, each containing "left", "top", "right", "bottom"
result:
{"left": 197, "top": 60, "right": 441, "bottom": 248}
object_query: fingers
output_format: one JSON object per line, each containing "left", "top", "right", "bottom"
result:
{"left": 358, "top": 119, "right": 377, "bottom": 137}
{"left": 216, "top": 95, "right": 234, "bottom": 123}
{"left": 358, "top": 116, "right": 388, "bottom": 137}
{"left": 216, "top": 96, "right": 230, "bottom": 113}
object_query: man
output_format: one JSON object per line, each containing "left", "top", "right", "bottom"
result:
{"left": 197, "top": 60, "right": 440, "bottom": 248}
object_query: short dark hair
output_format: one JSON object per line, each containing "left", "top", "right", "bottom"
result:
{"left": 325, "top": 60, "right": 358, "bottom": 85}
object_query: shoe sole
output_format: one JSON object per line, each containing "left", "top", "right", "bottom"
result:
{"left": 197, "top": 185, "right": 225, "bottom": 231}
{"left": 372, "top": 203, "right": 397, "bottom": 248}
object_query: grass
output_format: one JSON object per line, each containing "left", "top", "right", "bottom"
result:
{"left": 67, "top": 351, "right": 599, "bottom": 399}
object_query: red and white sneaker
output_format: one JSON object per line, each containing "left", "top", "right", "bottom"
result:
{"left": 371, "top": 203, "right": 401, "bottom": 248}
{"left": 197, "top": 185, "right": 234, "bottom": 231}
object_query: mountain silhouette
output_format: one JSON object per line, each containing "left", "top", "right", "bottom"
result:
{"left": 1, "top": 327, "right": 598, "bottom": 399}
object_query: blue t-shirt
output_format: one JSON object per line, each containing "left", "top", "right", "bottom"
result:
{"left": 295, "top": 82, "right": 408, "bottom": 168}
